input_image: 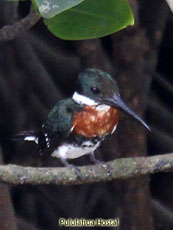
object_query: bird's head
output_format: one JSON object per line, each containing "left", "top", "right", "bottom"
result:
{"left": 72, "top": 68, "right": 150, "bottom": 131}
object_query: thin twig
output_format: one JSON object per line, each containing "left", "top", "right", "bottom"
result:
{"left": 0, "top": 153, "right": 172, "bottom": 185}
{"left": 0, "top": 12, "right": 41, "bottom": 41}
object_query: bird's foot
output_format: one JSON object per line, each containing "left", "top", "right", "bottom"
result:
{"left": 89, "top": 152, "right": 102, "bottom": 164}
{"left": 101, "top": 163, "right": 111, "bottom": 176}
{"left": 61, "top": 158, "right": 81, "bottom": 178}
{"left": 68, "top": 164, "right": 81, "bottom": 178}
{"left": 89, "top": 152, "right": 111, "bottom": 176}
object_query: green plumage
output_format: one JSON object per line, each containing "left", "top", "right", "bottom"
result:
{"left": 13, "top": 68, "right": 149, "bottom": 174}
{"left": 43, "top": 98, "right": 82, "bottom": 137}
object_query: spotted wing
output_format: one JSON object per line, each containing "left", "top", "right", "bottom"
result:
{"left": 38, "top": 98, "right": 80, "bottom": 162}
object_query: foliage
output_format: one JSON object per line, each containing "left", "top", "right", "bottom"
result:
{"left": 32, "top": 0, "right": 134, "bottom": 40}
{"left": 35, "top": 0, "right": 84, "bottom": 18}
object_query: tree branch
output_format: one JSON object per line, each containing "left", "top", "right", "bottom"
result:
{"left": 0, "top": 153, "right": 173, "bottom": 185}
{"left": 0, "top": 12, "right": 41, "bottom": 41}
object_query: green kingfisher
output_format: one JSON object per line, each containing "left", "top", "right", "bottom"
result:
{"left": 13, "top": 69, "right": 150, "bottom": 175}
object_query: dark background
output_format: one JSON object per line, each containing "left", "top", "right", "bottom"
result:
{"left": 0, "top": 0, "right": 173, "bottom": 229}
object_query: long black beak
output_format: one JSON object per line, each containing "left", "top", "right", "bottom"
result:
{"left": 103, "top": 94, "right": 150, "bottom": 131}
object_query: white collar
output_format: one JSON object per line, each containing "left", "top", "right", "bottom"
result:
{"left": 72, "top": 92, "right": 98, "bottom": 106}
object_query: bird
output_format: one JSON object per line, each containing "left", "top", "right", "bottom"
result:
{"left": 13, "top": 68, "right": 150, "bottom": 176}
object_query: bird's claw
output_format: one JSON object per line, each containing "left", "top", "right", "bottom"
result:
{"left": 69, "top": 164, "right": 82, "bottom": 178}
{"left": 102, "top": 163, "right": 111, "bottom": 176}
{"left": 61, "top": 158, "right": 82, "bottom": 178}
{"left": 89, "top": 152, "right": 111, "bottom": 176}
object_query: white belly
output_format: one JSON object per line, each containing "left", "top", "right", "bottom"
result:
{"left": 51, "top": 141, "right": 100, "bottom": 159}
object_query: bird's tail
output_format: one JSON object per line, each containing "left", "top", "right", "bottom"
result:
{"left": 12, "top": 130, "right": 53, "bottom": 166}
{"left": 12, "top": 131, "right": 40, "bottom": 144}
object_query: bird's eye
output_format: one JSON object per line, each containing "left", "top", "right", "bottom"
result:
{"left": 91, "top": 86, "right": 100, "bottom": 94}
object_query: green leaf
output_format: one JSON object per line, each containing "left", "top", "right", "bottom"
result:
{"left": 44, "top": 0, "right": 134, "bottom": 40}
{"left": 36, "top": 0, "right": 84, "bottom": 18}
